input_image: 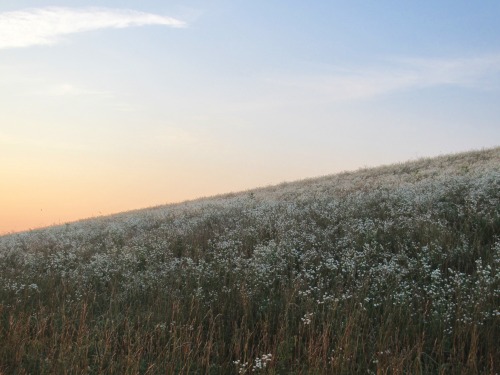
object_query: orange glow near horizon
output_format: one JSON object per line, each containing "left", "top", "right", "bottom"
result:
{"left": 1, "top": 181, "right": 201, "bottom": 235}
{"left": 2, "top": 131, "right": 351, "bottom": 235}
{"left": 0, "top": 156, "right": 304, "bottom": 236}
{"left": 0, "top": 169, "right": 208, "bottom": 235}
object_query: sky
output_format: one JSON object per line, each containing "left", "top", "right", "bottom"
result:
{"left": 1, "top": 1, "right": 500, "bottom": 234}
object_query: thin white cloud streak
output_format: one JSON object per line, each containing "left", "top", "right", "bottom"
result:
{"left": 203, "top": 55, "right": 500, "bottom": 117}
{"left": 272, "top": 54, "right": 500, "bottom": 102}
{"left": 0, "top": 7, "right": 185, "bottom": 49}
{"left": 41, "top": 83, "right": 113, "bottom": 98}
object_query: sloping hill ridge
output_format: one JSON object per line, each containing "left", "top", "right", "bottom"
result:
{"left": 1, "top": 147, "right": 499, "bottom": 374}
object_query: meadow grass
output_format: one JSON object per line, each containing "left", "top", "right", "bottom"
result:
{"left": 1, "top": 147, "right": 499, "bottom": 374}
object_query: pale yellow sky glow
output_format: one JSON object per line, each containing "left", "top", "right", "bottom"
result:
{"left": 1, "top": 2, "right": 500, "bottom": 235}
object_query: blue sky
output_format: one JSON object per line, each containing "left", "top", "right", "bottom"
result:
{"left": 1, "top": 1, "right": 500, "bottom": 233}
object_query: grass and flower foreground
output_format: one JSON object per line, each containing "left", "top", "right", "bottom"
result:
{"left": 1, "top": 147, "right": 499, "bottom": 374}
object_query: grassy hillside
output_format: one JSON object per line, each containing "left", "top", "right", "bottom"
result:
{"left": 1, "top": 147, "right": 499, "bottom": 374}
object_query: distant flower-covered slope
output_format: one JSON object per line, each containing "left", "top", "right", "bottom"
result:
{"left": 1, "top": 146, "right": 499, "bottom": 374}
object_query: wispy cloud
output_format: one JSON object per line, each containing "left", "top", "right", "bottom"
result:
{"left": 271, "top": 54, "right": 500, "bottom": 102}
{"left": 41, "top": 83, "right": 113, "bottom": 98}
{"left": 0, "top": 7, "right": 185, "bottom": 49}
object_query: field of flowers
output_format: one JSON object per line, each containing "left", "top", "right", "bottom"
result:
{"left": 1, "top": 147, "right": 499, "bottom": 374}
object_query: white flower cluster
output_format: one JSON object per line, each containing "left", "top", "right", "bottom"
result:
{"left": 301, "top": 312, "right": 314, "bottom": 325}
{"left": 253, "top": 353, "right": 272, "bottom": 371}
{"left": 233, "top": 359, "right": 249, "bottom": 374}
{"left": 234, "top": 353, "right": 272, "bottom": 373}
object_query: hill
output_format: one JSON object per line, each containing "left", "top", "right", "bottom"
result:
{"left": 1, "top": 147, "right": 499, "bottom": 374}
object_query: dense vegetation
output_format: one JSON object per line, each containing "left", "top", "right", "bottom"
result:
{"left": 1, "top": 148, "right": 499, "bottom": 374}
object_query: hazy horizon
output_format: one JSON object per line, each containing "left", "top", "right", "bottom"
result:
{"left": 2, "top": 1, "right": 500, "bottom": 234}
{"left": 2, "top": 145, "right": 498, "bottom": 236}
